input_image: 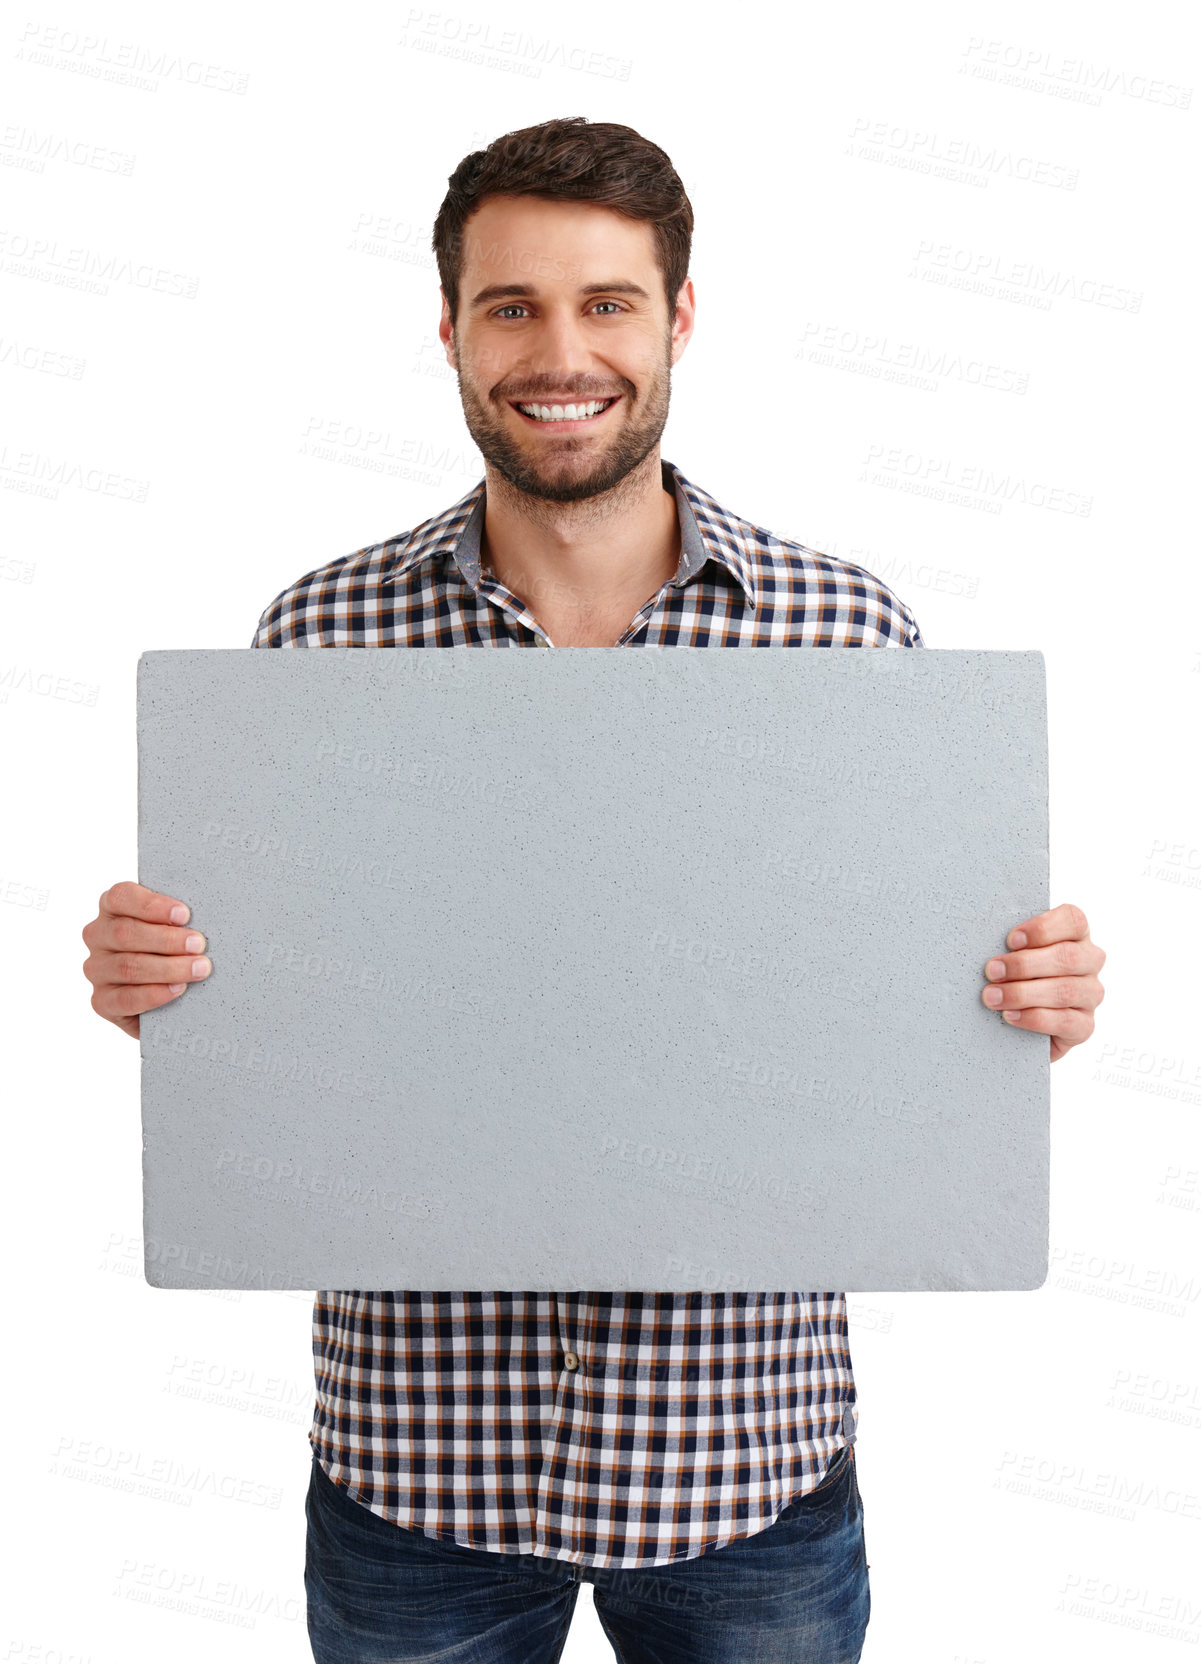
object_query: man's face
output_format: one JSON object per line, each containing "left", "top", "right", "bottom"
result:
{"left": 439, "top": 194, "right": 694, "bottom": 504}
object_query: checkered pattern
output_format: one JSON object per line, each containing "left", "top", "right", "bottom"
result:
{"left": 252, "top": 458, "right": 923, "bottom": 1569}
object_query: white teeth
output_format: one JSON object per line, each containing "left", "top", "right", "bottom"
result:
{"left": 516, "top": 398, "right": 614, "bottom": 421}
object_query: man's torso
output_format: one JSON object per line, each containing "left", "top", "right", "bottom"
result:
{"left": 249, "top": 456, "right": 923, "bottom": 1571}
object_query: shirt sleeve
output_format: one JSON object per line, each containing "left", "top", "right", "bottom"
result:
{"left": 900, "top": 602, "right": 925, "bottom": 648}
{"left": 249, "top": 600, "right": 281, "bottom": 648}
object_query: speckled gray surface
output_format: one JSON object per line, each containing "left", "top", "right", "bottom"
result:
{"left": 137, "top": 647, "right": 1048, "bottom": 1293}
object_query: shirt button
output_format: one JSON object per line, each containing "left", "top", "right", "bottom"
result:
{"left": 535, "top": 635, "right": 551, "bottom": 647}
{"left": 563, "top": 1352, "right": 579, "bottom": 1371}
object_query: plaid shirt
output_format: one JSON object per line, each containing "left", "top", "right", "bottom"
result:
{"left": 251, "top": 458, "right": 924, "bottom": 1569}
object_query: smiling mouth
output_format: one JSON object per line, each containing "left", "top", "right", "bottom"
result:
{"left": 509, "top": 396, "right": 620, "bottom": 426}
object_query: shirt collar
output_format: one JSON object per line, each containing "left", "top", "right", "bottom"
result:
{"left": 379, "top": 459, "right": 759, "bottom": 611}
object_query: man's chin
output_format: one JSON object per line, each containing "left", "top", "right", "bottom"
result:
{"left": 465, "top": 409, "right": 665, "bottom": 503}
{"left": 504, "top": 469, "right": 623, "bottom": 504}
{"left": 486, "top": 448, "right": 635, "bottom": 504}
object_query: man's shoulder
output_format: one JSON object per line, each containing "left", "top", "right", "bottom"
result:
{"left": 248, "top": 486, "right": 478, "bottom": 648}
{"left": 763, "top": 528, "right": 925, "bottom": 648}
{"left": 678, "top": 470, "right": 925, "bottom": 648}
{"left": 249, "top": 538, "right": 402, "bottom": 648}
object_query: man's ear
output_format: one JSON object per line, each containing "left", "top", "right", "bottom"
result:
{"left": 438, "top": 291, "right": 457, "bottom": 369}
{"left": 669, "top": 276, "right": 696, "bottom": 369}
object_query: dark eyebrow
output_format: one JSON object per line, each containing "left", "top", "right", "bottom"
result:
{"left": 469, "top": 280, "right": 651, "bottom": 309}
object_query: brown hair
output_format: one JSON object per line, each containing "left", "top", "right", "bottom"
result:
{"left": 433, "top": 116, "right": 693, "bottom": 328}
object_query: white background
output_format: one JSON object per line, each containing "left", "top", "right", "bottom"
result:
{"left": 2, "top": 0, "right": 1198, "bottom": 1659}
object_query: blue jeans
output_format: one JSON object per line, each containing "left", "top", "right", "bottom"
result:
{"left": 305, "top": 1442, "right": 870, "bottom": 1662}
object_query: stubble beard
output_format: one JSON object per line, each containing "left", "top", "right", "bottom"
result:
{"left": 454, "top": 331, "right": 674, "bottom": 513}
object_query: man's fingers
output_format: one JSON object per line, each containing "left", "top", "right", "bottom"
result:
{"left": 1006, "top": 901, "right": 1091, "bottom": 951}
{"left": 82, "top": 913, "right": 206, "bottom": 958}
{"left": 91, "top": 981, "right": 192, "bottom": 1021}
{"left": 981, "top": 975, "right": 1105, "bottom": 1012}
{"left": 91, "top": 913, "right": 206, "bottom": 955}
{"left": 84, "top": 881, "right": 205, "bottom": 1038}
{"left": 83, "top": 882, "right": 203, "bottom": 957}
{"left": 94, "top": 950, "right": 211, "bottom": 988}
{"left": 102, "top": 880, "right": 191, "bottom": 926}
{"left": 999, "top": 1005, "right": 1095, "bottom": 1044}
{"left": 985, "top": 938, "right": 1106, "bottom": 983}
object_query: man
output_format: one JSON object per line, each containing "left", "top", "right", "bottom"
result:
{"left": 81, "top": 116, "right": 1107, "bottom": 1663}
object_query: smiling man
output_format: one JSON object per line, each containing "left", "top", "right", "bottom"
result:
{"left": 447, "top": 190, "right": 686, "bottom": 648}
{"left": 81, "top": 116, "right": 1106, "bottom": 1664}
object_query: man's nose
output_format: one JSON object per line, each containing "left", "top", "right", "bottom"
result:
{"left": 516, "top": 308, "right": 600, "bottom": 379}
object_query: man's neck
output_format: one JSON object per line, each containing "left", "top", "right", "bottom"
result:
{"left": 479, "top": 450, "right": 681, "bottom": 632}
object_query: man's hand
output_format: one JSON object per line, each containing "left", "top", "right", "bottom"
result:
{"left": 82, "top": 881, "right": 212, "bottom": 1039}
{"left": 981, "top": 902, "right": 1106, "bottom": 1063}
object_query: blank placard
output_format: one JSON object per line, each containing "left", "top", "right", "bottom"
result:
{"left": 137, "top": 647, "right": 1048, "bottom": 1293}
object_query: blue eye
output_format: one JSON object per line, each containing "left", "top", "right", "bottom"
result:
{"left": 492, "top": 301, "right": 626, "bottom": 320}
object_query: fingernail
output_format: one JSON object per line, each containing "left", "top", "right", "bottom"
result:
{"left": 168, "top": 982, "right": 186, "bottom": 994}
{"left": 170, "top": 904, "right": 190, "bottom": 925}
{"left": 986, "top": 960, "right": 1006, "bottom": 979}
{"left": 184, "top": 933, "right": 205, "bottom": 953}
{"left": 1008, "top": 930, "right": 1027, "bottom": 949}
{"left": 1003, "top": 1010, "right": 1022, "bottom": 1023}
{"left": 192, "top": 958, "right": 211, "bottom": 978}
{"left": 983, "top": 987, "right": 1003, "bottom": 1006}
